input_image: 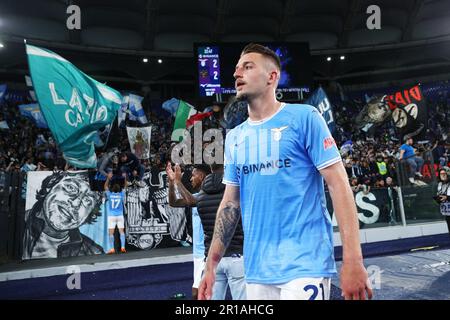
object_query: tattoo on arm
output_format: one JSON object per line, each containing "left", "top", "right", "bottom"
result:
{"left": 212, "top": 201, "right": 241, "bottom": 254}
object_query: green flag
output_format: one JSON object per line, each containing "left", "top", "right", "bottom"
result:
{"left": 171, "top": 100, "right": 197, "bottom": 142}
{"left": 26, "top": 44, "right": 122, "bottom": 168}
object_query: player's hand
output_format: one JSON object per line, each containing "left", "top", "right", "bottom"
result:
{"left": 340, "top": 261, "right": 373, "bottom": 300}
{"left": 107, "top": 172, "right": 113, "bottom": 179}
{"left": 198, "top": 269, "right": 216, "bottom": 300}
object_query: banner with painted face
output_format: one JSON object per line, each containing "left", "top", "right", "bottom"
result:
{"left": 23, "top": 170, "right": 105, "bottom": 260}
{"left": 23, "top": 170, "right": 189, "bottom": 259}
{"left": 26, "top": 45, "right": 122, "bottom": 168}
{"left": 126, "top": 126, "right": 152, "bottom": 160}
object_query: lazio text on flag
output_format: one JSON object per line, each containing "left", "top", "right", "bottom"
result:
{"left": 26, "top": 45, "right": 122, "bottom": 168}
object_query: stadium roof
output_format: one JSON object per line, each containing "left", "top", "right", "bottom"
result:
{"left": 0, "top": 0, "right": 450, "bottom": 90}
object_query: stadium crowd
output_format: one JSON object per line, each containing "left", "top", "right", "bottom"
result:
{"left": 1, "top": 82, "right": 449, "bottom": 191}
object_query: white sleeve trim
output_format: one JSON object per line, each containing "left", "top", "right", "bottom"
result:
{"left": 222, "top": 179, "right": 240, "bottom": 186}
{"left": 316, "top": 156, "right": 342, "bottom": 171}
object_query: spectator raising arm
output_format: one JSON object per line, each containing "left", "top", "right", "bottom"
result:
{"left": 167, "top": 162, "right": 197, "bottom": 207}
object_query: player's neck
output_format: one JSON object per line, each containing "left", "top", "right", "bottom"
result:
{"left": 247, "top": 93, "right": 281, "bottom": 122}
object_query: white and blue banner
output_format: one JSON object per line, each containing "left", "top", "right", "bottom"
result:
{"left": 119, "top": 94, "right": 148, "bottom": 125}
{"left": 18, "top": 103, "right": 48, "bottom": 128}
{"left": 162, "top": 98, "right": 180, "bottom": 116}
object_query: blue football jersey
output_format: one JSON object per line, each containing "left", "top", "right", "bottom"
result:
{"left": 223, "top": 103, "right": 341, "bottom": 284}
{"left": 106, "top": 191, "right": 125, "bottom": 217}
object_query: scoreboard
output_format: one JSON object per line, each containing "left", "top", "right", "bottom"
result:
{"left": 196, "top": 46, "right": 221, "bottom": 97}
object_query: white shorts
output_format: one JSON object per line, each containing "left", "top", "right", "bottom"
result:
{"left": 246, "top": 277, "right": 331, "bottom": 300}
{"left": 108, "top": 216, "right": 125, "bottom": 229}
{"left": 193, "top": 256, "right": 206, "bottom": 289}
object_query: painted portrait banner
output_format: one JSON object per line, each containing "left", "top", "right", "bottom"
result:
{"left": 23, "top": 170, "right": 106, "bottom": 260}
{"left": 23, "top": 170, "right": 189, "bottom": 259}
{"left": 126, "top": 126, "right": 152, "bottom": 160}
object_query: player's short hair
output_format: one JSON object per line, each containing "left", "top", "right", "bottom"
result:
{"left": 240, "top": 43, "right": 281, "bottom": 72}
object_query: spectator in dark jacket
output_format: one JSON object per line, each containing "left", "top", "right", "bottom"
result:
{"left": 167, "top": 163, "right": 246, "bottom": 300}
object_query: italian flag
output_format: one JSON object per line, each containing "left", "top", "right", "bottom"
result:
{"left": 171, "top": 100, "right": 212, "bottom": 141}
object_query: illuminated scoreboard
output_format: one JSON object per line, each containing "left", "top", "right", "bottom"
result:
{"left": 196, "top": 46, "right": 221, "bottom": 97}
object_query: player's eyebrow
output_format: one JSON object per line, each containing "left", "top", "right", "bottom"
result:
{"left": 235, "top": 61, "right": 255, "bottom": 70}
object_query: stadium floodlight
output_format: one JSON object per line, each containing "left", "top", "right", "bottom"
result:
{"left": 158, "top": 59, "right": 163, "bottom": 64}
{"left": 326, "top": 56, "right": 332, "bottom": 62}
{"left": 0, "top": 43, "right": 4, "bottom": 48}
{"left": 142, "top": 58, "right": 148, "bottom": 63}
{"left": 340, "top": 55, "right": 345, "bottom": 60}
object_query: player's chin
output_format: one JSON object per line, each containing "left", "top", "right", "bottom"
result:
{"left": 236, "top": 91, "right": 249, "bottom": 101}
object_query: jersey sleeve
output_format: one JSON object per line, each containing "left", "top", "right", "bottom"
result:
{"left": 303, "top": 107, "right": 341, "bottom": 170}
{"left": 223, "top": 130, "right": 240, "bottom": 186}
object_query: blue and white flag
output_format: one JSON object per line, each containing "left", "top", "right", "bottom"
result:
{"left": 18, "top": 103, "right": 48, "bottom": 128}
{"left": 128, "top": 94, "right": 148, "bottom": 124}
{"left": 162, "top": 98, "right": 180, "bottom": 117}
{"left": 305, "top": 87, "right": 336, "bottom": 133}
{"left": 0, "top": 84, "right": 7, "bottom": 103}
{"left": 119, "top": 94, "right": 148, "bottom": 125}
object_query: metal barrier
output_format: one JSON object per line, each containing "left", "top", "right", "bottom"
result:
{"left": 0, "top": 172, "right": 25, "bottom": 262}
{"left": 326, "top": 182, "right": 443, "bottom": 230}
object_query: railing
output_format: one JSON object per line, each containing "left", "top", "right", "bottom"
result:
{"left": 326, "top": 182, "right": 444, "bottom": 232}
{"left": 0, "top": 172, "right": 25, "bottom": 262}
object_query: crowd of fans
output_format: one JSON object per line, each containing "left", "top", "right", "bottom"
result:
{"left": 0, "top": 98, "right": 174, "bottom": 175}
{"left": 1, "top": 81, "right": 450, "bottom": 192}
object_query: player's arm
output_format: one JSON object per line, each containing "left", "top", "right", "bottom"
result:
{"left": 320, "top": 162, "right": 373, "bottom": 300}
{"left": 166, "top": 163, "right": 197, "bottom": 207}
{"left": 399, "top": 148, "right": 405, "bottom": 160}
{"left": 198, "top": 184, "right": 240, "bottom": 300}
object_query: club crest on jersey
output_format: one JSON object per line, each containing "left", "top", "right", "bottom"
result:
{"left": 323, "top": 136, "right": 336, "bottom": 150}
{"left": 271, "top": 126, "right": 288, "bottom": 141}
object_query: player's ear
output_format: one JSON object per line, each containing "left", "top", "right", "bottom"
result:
{"left": 267, "top": 70, "right": 279, "bottom": 85}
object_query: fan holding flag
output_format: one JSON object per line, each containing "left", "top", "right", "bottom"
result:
{"left": 25, "top": 44, "right": 122, "bottom": 169}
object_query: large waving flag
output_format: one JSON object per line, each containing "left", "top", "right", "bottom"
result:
{"left": 18, "top": 103, "right": 48, "bottom": 128}
{"left": 305, "top": 87, "right": 336, "bottom": 133}
{"left": 26, "top": 44, "right": 122, "bottom": 168}
{"left": 385, "top": 85, "right": 428, "bottom": 141}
